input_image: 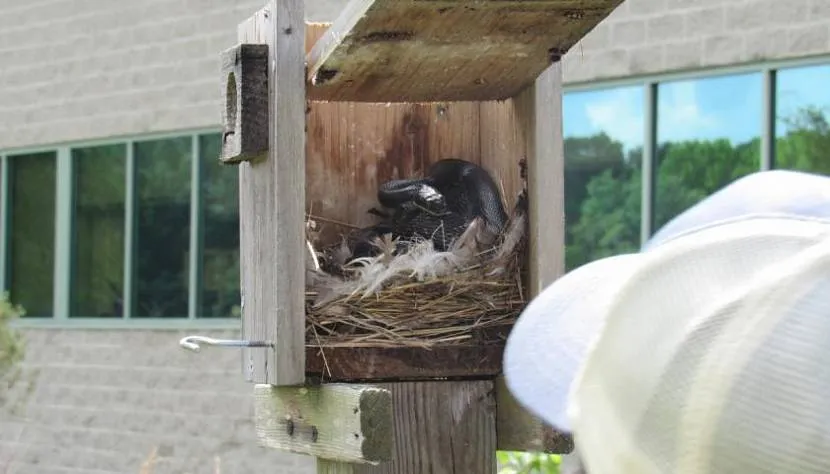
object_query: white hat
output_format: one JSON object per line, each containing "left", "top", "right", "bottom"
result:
{"left": 503, "top": 169, "right": 830, "bottom": 474}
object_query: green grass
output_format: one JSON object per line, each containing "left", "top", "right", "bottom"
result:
{"left": 497, "top": 451, "right": 562, "bottom": 474}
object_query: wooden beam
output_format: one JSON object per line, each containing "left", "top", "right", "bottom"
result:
{"left": 254, "top": 384, "right": 394, "bottom": 464}
{"left": 305, "top": 344, "right": 506, "bottom": 382}
{"left": 237, "top": 1, "right": 307, "bottom": 385}
{"left": 220, "top": 43, "right": 269, "bottom": 164}
{"left": 491, "top": 62, "right": 571, "bottom": 453}
{"left": 305, "top": 0, "right": 624, "bottom": 102}
{"left": 317, "top": 381, "right": 498, "bottom": 474}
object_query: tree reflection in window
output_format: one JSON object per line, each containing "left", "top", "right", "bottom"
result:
{"left": 654, "top": 74, "right": 762, "bottom": 230}
{"left": 8, "top": 152, "right": 56, "bottom": 317}
{"left": 71, "top": 144, "right": 126, "bottom": 317}
{"left": 563, "top": 86, "right": 644, "bottom": 271}
{"left": 775, "top": 64, "right": 830, "bottom": 174}
{"left": 199, "top": 134, "right": 241, "bottom": 318}
{"left": 133, "top": 138, "right": 192, "bottom": 318}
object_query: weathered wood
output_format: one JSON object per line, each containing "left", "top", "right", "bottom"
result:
{"left": 304, "top": 22, "right": 502, "bottom": 473}
{"left": 305, "top": 0, "right": 623, "bottom": 102}
{"left": 316, "top": 381, "right": 497, "bottom": 474}
{"left": 254, "top": 383, "right": 394, "bottom": 464}
{"left": 237, "top": 1, "right": 307, "bottom": 385}
{"left": 305, "top": 344, "right": 506, "bottom": 382}
{"left": 305, "top": 99, "right": 486, "bottom": 246}
{"left": 492, "top": 62, "right": 571, "bottom": 453}
{"left": 220, "top": 43, "right": 269, "bottom": 164}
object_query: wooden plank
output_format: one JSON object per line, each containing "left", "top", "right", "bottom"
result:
{"left": 237, "top": 1, "right": 307, "bottom": 385}
{"left": 316, "top": 381, "right": 497, "bottom": 474}
{"left": 503, "top": 62, "right": 570, "bottom": 453}
{"left": 305, "top": 345, "right": 506, "bottom": 382}
{"left": 220, "top": 43, "right": 269, "bottom": 164}
{"left": 480, "top": 62, "right": 571, "bottom": 453}
{"left": 525, "top": 62, "right": 565, "bottom": 296}
{"left": 305, "top": 0, "right": 624, "bottom": 102}
{"left": 254, "top": 383, "right": 394, "bottom": 464}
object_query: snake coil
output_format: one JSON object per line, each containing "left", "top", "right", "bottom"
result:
{"left": 347, "top": 158, "right": 510, "bottom": 260}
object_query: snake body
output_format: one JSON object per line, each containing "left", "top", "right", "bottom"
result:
{"left": 348, "top": 158, "right": 509, "bottom": 260}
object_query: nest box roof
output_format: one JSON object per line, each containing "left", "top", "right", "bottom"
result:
{"left": 306, "top": 0, "right": 624, "bottom": 102}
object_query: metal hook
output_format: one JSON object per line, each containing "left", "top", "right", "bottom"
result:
{"left": 179, "top": 335, "right": 274, "bottom": 353}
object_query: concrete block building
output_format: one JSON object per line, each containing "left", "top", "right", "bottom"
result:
{"left": 0, "top": 0, "right": 828, "bottom": 472}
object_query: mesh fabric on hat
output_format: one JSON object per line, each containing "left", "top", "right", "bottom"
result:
{"left": 568, "top": 217, "right": 830, "bottom": 474}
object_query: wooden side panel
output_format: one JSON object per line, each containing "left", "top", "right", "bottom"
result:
{"left": 305, "top": 0, "right": 625, "bottom": 102}
{"left": 489, "top": 63, "right": 570, "bottom": 453}
{"left": 237, "top": 1, "right": 307, "bottom": 385}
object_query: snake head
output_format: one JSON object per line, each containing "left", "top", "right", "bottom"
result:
{"left": 416, "top": 185, "right": 449, "bottom": 215}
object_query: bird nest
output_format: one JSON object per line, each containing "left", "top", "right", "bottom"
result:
{"left": 304, "top": 195, "right": 529, "bottom": 350}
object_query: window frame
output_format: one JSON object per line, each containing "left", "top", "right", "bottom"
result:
{"left": 1, "top": 128, "right": 239, "bottom": 329}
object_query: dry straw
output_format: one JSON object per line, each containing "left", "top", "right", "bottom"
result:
{"left": 304, "top": 199, "right": 529, "bottom": 349}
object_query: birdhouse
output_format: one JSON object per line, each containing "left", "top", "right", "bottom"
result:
{"left": 194, "top": 0, "right": 624, "bottom": 471}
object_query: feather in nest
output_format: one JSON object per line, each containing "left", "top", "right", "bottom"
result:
{"left": 305, "top": 196, "right": 528, "bottom": 308}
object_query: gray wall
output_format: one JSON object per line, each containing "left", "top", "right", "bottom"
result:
{"left": 4, "top": 328, "right": 314, "bottom": 473}
{"left": 2, "top": 0, "right": 830, "bottom": 472}
{"left": 562, "top": 0, "right": 830, "bottom": 83}
{"left": 4, "top": 0, "right": 830, "bottom": 151}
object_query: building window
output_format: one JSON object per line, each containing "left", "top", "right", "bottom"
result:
{"left": 654, "top": 73, "right": 763, "bottom": 230}
{"left": 134, "top": 137, "right": 193, "bottom": 318}
{"left": 199, "top": 134, "right": 241, "bottom": 318}
{"left": 7, "top": 152, "right": 57, "bottom": 318}
{"left": 1, "top": 131, "right": 241, "bottom": 321}
{"left": 563, "top": 86, "right": 644, "bottom": 271}
{"left": 71, "top": 144, "right": 127, "bottom": 318}
{"left": 775, "top": 64, "right": 830, "bottom": 174}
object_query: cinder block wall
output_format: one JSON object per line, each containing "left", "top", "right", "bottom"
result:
{"left": 4, "top": 328, "right": 314, "bottom": 474}
{"left": 563, "top": 0, "right": 830, "bottom": 83}
{"left": 1, "top": 0, "right": 830, "bottom": 472}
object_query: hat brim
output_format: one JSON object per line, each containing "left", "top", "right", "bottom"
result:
{"left": 502, "top": 253, "right": 643, "bottom": 433}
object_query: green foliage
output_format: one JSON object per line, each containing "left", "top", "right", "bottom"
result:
{"left": 0, "top": 292, "right": 28, "bottom": 416}
{"left": 0, "top": 292, "right": 24, "bottom": 373}
{"left": 565, "top": 106, "right": 830, "bottom": 270}
{"left": 497, "top": 451, "right": 561, "bottom": 474}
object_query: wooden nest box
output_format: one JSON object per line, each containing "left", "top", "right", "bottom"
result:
{"left": 215, "top": 0, "right": 622, "bottom": 470}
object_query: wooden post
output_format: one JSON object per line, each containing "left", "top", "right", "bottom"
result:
{"left": 235, "top": 0, "right": 306, "bottom": 386}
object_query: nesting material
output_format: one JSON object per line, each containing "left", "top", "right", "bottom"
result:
{"left": 304, "top": 195, "right": 529, "bottom": 349}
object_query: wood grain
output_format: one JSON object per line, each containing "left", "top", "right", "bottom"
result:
{"left": 305, "top": 23, "right": 505, "bottom": 474}
{"left": 305, "top": 22, "right": 525, "bottom": 246}
{"left": 254, "top": 383, "right": 394, "bottom": 464}
{"left": 220, "top": 43, "right": 269, "bottom": 164}
{"left": 305, "top": 0, "right": 624, "bottom": 102}
{"left": 237, "top": 1, "right": 307, "bottom": 385}
{"left": 305, "top": 345, "right": 506, "bottom": 382}
{"left": 320, "top": 381, "right": 497, "bottom": 474}
{"left": 493, "top": 62, "right": 571, "bottom": 453}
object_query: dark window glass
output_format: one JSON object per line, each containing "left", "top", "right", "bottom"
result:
{"left": 775, "top": 64, "right": 830, "bottom": 174}
{"left": 71, "top": 145, "right": 126, "bottom": 317}
{"left": 655, "top": 73, "right": 762, "bottom": 230}
{"left": 199, "top": 134, "right": 241, "bottom": 318}
{"left": 8, "top": 152, "right": 56, "bottom": 317}
{"left": 563, "top": 86, "right": 644, "bottom": 271}
{"left": 133, "top": 138, "right": 191, "bottom": 318}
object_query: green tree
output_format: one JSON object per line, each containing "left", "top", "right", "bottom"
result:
{"left": 565, "top": 105, "right": 830, "bottom": 271}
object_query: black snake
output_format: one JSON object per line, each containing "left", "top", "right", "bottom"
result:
{"left": 347, "top": 158, "right": 510, "bottom": 260}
